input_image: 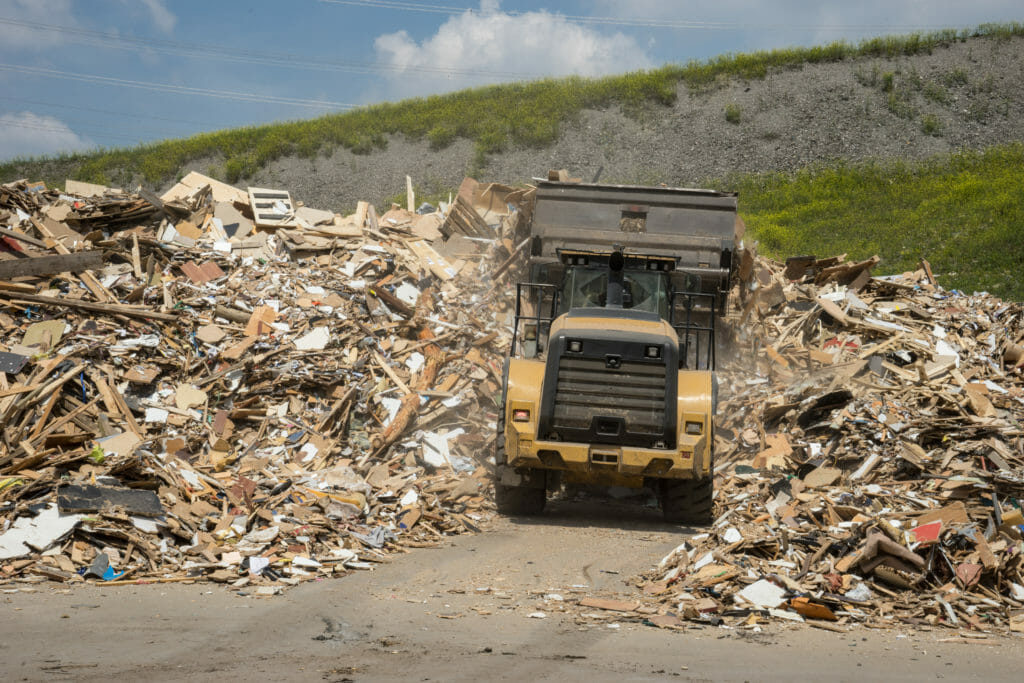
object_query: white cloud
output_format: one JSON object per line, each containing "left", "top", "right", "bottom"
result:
{"left": 0, "top": 112, "right": 93, "bottom": 160}
{"left": 136, "top": 0, "right": 177, "bottom": 34}
{"left": 373, "top": 1, "right": 655, "bottom": 98}
{"left": 573, "top": 1, "right": 1024, "bottom": 65}
{"left": 0, "top": 0, "right": 176, "bottom": 53}
{"left": 588, "top": 1, "right": 1024, "bottom": 40}
{"left": 0, "top": 0, "right": 74, "bottom": 49}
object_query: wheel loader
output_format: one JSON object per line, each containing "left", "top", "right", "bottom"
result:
{"left": 495, "top": 179, "right": 742, "bottom": 523}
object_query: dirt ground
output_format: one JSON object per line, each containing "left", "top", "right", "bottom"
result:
{"left": 2, "top": 498, "right": 1022, "bottom": 682}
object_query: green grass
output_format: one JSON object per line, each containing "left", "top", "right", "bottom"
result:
{"left": 2, "top": 23, "right": 1022, "bottom": 188}
{"left": 727, "top": 143, "right": 1024, "bottom": 300}
{"left": 922, "top": 81, "right": 951, "bottom": 104}
{"left": 724, "top": 103, "right": 742, "bottom": 124}
{"left": 920, "top": 114, "right": 942, "bottom": 136}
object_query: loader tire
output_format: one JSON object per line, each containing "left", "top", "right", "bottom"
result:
{"left": 660, "top": 476, "right": 713, "bottom": 525}
{"left": 495, "top": 476, "right": 546, "bottom": 516}
{"left": 493, "top": 413, "right": 545, "bottom": 515}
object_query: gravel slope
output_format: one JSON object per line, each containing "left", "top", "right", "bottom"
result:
{"left": 240, "top": 35, "right": 1024, "bottom": 212}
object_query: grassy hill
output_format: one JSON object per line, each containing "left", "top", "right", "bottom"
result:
{"left": 732, "top": 143, "right": 1024, "bottom": 299}
{"left": 2, "top": 23, "right": 1023, "bottom": 300}
{"left": 3, "top": 23, "right": 1021, "bottom": 188}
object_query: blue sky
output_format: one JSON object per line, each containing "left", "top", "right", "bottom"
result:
{"left": 0, "top": 0, "right": 1021, "bottom": 161}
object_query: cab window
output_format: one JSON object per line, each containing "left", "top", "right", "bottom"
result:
{"left": 560, "top": 267, "right": 669, "bottom": 318}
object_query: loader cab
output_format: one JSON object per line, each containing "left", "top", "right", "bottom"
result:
{"left": 555, "top": 250, "right": 675, "bottom": 317}
{"left": 559, "top": 265, "right": 670, "bottom": 318}
{"left": 513, "top": 249, "right": 715, "bottom": 370}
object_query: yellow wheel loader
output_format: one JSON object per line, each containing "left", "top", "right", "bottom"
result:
{"left": 495, "top": 179, "right": 742, "bottom": 523}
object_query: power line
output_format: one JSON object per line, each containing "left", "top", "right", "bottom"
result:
{"left": 1, "top": 112, "right": 192, "bottom": 141}
{"left": 0, "top": 95, "right": 218, "bottom": 130}
{"left": 0, "top": 63, "right": 356, "bottom": 110}
{"left": 318, "top": 0, "right": 959, "bottom": 32}
{"left": 0, "top": 16, "right": 543, "bottom": 80}
{"left": 0, "top": 118, "right": 141, "bottom": 144}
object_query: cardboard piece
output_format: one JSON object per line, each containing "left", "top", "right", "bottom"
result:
{"left": 244, "top": 306, "right": 278, "bottom": 336}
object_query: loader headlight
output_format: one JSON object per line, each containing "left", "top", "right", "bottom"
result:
{"left": 512, "top": 409, "right": 531, "bottom": 422}
{"left": 645, "top": 345, "right": 661, "bottom": 359}
{"left": 568, "top": 340, "right": 583, "bottom": 353}
{"left": 684, "top": 421, "right": 703, "bottom": 435}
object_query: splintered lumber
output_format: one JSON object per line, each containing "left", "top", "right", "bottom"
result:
{"left": 629, "top": 248, "right": 1024, "bottom": 634}
{"left": 405, "top": 239, "right": 457, "bottom": 281}
{"left": 0, "top": 292, "right": 178, "bottom": 322}
{"left": 0, "top": 174, "right": 524, "bottom": 596}
{"left": 372, "top": 289, "right": 446, "bottom": 451}
{"left": 29, "top": 217, "right": 114, "bottom": 303}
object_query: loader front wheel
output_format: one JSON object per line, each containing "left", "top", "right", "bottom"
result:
{"left": 660, "top": 476, "right": 713, "bottom": 525}
{"left": 493, "top": 413, "right": 545, "bottom": 515}
{"left": 495, "top": 476, "right": 546, "bottom": 516}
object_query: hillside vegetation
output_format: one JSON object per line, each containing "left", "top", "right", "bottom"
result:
{"left": 2, "top": 24, "right": 1023, "bottom": 300}
{"left": 2, "top": 23, "right": 1022, "bottom": 188}
{"left": 733, "top": 143, "right": 1024, "bottom": 300}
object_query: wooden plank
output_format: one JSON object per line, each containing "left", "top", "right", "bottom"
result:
{"left": 405, "top": 239, "right": 456, "bottom": 281}
{"left": 0, "top": 281, "right": 37, "bottom": 294}
{"left": 162, "top": 170, "right": 248, "bottom": 205}
{"left": 0, "top": 226, "right": 48, "bottom": 248}
{"left": 0, "top": 292, "right": 178, "bottom": 322}
{"left": 0, "top": 251, "right": 103, "bottom": 279}
{"left": 135, "top": 187, "right": 165, "bottom": 214}
{"left": 490, "top": 237, "right": 530, "bottom": 280}
{"left": 0, "top": 384, "right": 39, "bottom": 399}
{"left": 373, "top": 350, "right": 412, "bottom": 396}
{"left": 354, "top": 201, "right": 369, "bottom": 229}
{"left": 31, "top": 396, "right": 99, "bottom": 443}
{"left": 65, "top": 179, "right": 114, "bottom": 197}
{"left": 93, "top": 370, "right": 142, "bottom": 436}
{"left": 131, "top": 234, "right": 143, "bottom": 279}
{"left": 816, "top": 296, "right": 850, "bottom": 326}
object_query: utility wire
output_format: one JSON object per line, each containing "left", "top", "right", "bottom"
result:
{"left": 1, "top": 113, "right": 193, "bottom": 141}
{"left": 319, "top": 0, "right": 959, "bottom": 31}
{"left": 0, "top": 119, "right": 141, "bottom": 144}
{"left": 0, "top": 16, "right": 542, "bottom": 80}
{"left": 0, "top": 96, "right": 216, "bottom": 131}
{"left": 0, "top": 63, "right": 356, "bottom": 110}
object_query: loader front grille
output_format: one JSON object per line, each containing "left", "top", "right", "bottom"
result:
{"left": 552, "top": 356, "right": 667, "bottom": 436}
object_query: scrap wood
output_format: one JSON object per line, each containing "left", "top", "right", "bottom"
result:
{"left": 626, "top": 250, "right": 1024, "bottom": 633}
{"left": 29, "top": 217, "right": 114, "bottom": 303}
{"left": 0, "top": 226, "right": 48, "bottom": 248}
{"left": 0, "top": 170, "right": 528, "bottom": 590}
{"left": 0, "top": 251, "right": 104, "bottom": 279}
{"left": 0, "top": 292, "right": 178, "bottom": 322}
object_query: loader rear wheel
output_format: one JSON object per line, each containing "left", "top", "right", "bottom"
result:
{"left": 660, "top": 476, "right": 713, "bottom": 525}
{"left": 493, "top": 413, "right": 545, "bottom": 515}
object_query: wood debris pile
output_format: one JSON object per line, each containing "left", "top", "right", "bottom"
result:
{"left": 0, "top": 173, "right": 525, "bottom": 590}
{"left": 632, "top": 254, "right": 1024, "bottom": 633}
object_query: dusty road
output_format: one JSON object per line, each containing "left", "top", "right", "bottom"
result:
{"left": 3, "top": 498, "right": 1021, "bottom": 681}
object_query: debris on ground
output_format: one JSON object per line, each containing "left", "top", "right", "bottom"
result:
{"left": 618, "top": 252, "right": 1024, "bottom": 633}
{"left": 0, "top": 173, "right": 531, "bottom": 590}
{"left": 4, "top": 169, "right": 1023, "bottom": 638}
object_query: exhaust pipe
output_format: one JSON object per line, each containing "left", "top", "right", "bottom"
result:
{"left": 606, "top": 250, "right": 624, "bottom": 308}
